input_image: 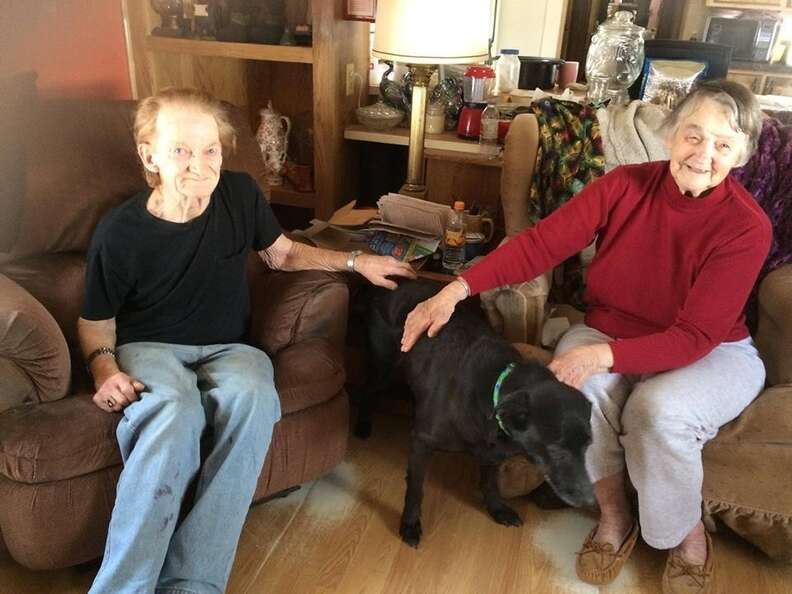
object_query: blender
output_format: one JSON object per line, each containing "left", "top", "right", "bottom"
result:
{"left": 457, "top": 65, "right": 495, "bottom": 139}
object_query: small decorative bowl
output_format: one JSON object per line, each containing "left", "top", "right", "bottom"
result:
{"left": 356, "top": 100, "right": 404, "bottom": 130}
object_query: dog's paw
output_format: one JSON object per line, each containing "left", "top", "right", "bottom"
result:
{"left": 399, "top": 520, "right": 422, "bottom": 547}
{"left": 488, "top": 505, "right": 523, "bottom": 527}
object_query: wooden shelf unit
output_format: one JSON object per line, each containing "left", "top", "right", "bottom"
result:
{"left": 122, "top": 0, "right": 369, "bottom": 219}
{"left": 344, "top": 124, "right": 503, "bottom": 215}
{"left": 728, "top": 68, "right": 792, "bottom": 97}
{"left": 344, "top": 124, "right": 503, "bottom": 167}
{"left": 144, "top": 36, "right": 314, "bottom": 64}
{"left": 262, "top": 179, "right": 316, "bottom": 209}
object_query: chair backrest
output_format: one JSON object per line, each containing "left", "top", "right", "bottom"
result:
{"left": 500, "top": 113, "right": 540, "bottom": 236}
{"left": 629, "top": 39, "right": 733, "bottom": 100}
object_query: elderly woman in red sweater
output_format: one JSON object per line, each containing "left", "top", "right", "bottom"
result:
{"left": 400, "top": 80, "right": 770, "bottom": 594}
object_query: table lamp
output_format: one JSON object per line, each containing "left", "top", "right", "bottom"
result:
{"left": 372, "top": 0, "right": 490, "bottom": 196}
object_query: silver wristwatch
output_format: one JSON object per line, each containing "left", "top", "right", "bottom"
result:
{"left": 346, "top": 250, "right": 362, "bottom": 272}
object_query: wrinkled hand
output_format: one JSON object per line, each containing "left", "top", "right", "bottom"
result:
{"left": 93, "top": 372, "right": 146, "bottom": 413}
{"left": 354, "top": 254, "right": 416, "bottom": 289}
{"left": 400, "top": 281, "right": 467, "bottom": 352}
{"left": 548, "top": 343, "right": 613, "bottom": 389}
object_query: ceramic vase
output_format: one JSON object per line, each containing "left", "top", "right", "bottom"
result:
{"left": 256, "top": 100, "right": 291, "bottom": 186}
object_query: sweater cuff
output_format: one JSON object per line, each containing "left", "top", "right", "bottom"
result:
{"left": 608, "top": 340, "right": 628, "bottom": 374}
{"left": 460, "top": 269, "right": 486, "bottom": 297}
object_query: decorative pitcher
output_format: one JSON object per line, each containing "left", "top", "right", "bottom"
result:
{"left": 256, "top": 101, "right": 291, "bottom": 186}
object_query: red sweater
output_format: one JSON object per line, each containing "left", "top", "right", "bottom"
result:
{"left": 462, "top": 162, "right": 772, "bottom": 374}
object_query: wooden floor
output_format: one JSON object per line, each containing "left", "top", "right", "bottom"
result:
{"left": 3, "top": 411, "right": 792, "bottom": 594}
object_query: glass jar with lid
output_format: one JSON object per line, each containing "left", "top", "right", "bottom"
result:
{"left": 585, "top": 10, "right": 645, "bottom": 105}
{"left": 425, "top": 103, "right": 446, "bottom": 134}
{"left": 495, "top": 48, "right": 520, "bottom": 95}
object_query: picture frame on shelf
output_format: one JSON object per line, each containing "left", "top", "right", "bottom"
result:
{"left": 343, "top": 0, "right": 377, "bottom": 22}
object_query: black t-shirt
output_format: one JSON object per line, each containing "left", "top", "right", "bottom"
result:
{"left": 82, "top": 170, "right": 282, "bottom": 346}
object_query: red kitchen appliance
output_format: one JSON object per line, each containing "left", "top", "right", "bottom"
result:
{"left": 457, "top": 65, "right": 495, "bottom": 139}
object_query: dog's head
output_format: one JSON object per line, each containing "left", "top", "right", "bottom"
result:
{"left": 496, "top": 364, "right": 594, "bottom": 507}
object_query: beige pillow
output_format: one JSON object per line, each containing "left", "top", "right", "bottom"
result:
{"left": 0, "top": 274, "right": 70, "bottom": 413}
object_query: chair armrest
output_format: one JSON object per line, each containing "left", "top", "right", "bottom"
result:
{"left": 480, "top": 272, "right": 551, "bottom": 346}
{"left": 756, "top": 263, "right": 792, "bottom": 386}
{"left": 246, "top": 255, "right": 349, "bottom": 356}
{"left": 0, "top": 274, "right": 70, "bottom": 413}
{"left": 501, "top": 113, "right": 539, "bottom": 237}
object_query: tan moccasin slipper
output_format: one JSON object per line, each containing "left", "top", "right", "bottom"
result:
{"left": 662, "top": 530, "right": 715, "bottom": 594}
{"left": 576, "top": 521, "right": 640, "bottom": 585}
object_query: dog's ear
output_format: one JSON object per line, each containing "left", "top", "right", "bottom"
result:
{"left": 503, "top": 410, "right": 529, "bottom": 432}
{"left": 496, "top": 390, "right": 533, "bottom": 434}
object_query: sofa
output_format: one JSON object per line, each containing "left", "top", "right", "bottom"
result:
{"left": 0, "top": 73, "right": 351, "bottom": 570}
{"left": 488, "top": 112, "right": 792, "bottom": 562}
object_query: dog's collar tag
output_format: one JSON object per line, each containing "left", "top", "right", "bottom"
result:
{"left": 493, "top": 363, "right": 517, "bottom": 436}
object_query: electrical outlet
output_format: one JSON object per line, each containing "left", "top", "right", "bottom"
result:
{"left": 345, "top": 63, "right": 355, "bottom": 97}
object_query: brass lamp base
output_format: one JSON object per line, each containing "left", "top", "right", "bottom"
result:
{"left": 401, "top": 64, "right": 436, "bottom": 195}
{"left": 398, "top": 182, "right": 428, "bottom": 198}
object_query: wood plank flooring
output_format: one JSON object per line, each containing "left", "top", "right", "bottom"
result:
{"left": 2, "top": 411, "right": 791, "bottom": 594}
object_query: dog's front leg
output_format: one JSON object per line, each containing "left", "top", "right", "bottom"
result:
{"left": 480, "top": 464, "right": 523, "bottom": 527}
{"left": 400, "top": 436, "right": 433, "bottom": 547}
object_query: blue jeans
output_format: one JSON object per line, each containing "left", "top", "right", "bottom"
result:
{"left": 88, "top": 342, "right": 281, "bottom": 594}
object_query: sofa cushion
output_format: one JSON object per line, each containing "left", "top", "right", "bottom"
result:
{"left": 0, "top": 338, "right": 344, "bottom": 484}
{"left": 703, "top": 384, "right": 792, "bottom": 562}
{"left": 0, "top": 71, "right": 37, "bottom": 253}
{"left": 756, "top": 264, "right": 792, "bottom": 386}
{"left": 248, "top": 264, "right": 349, "bottom": 355}
{"left": 0, "top": 253, "right": 86, "bottom": 347}
{"left": 274, "top": 337, "right": 346, "bottom": 415}
{"left": 0, "top": 394, "right": 120, "bottom": 484}
{"left": 7, "top": 100, "right": 142, "bottom": 260}
{"left": 0, "top": 274, "right": 70, "bottom": 414}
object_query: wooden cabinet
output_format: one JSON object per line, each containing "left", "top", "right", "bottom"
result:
{"left": 122, "top": 0, "right": 369, "bottom": 219}
{"left": 706, "top": 0, "right": 786, "bottom": 8}
{"left": 343, "top": 126, "right": 503, "bottom": 215}
{"left": 728, "top": 69, "right": 792, "bottom": 97}
{"left": 727, "top": 71, "right": 764, "bottom": 94}
{"left": 764, "top": 76, "right": 792, "bottom": 96}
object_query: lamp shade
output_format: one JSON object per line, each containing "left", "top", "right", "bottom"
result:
{"left": 372, "top": 0, "right": 490, "bottom": 64}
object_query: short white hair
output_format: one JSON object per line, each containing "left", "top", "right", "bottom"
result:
{"left": 662, "top": 79, "right": 761, "bottom": 167}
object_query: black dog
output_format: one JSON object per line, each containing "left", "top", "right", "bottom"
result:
{"left": 362, "top": 279, "right": 594, "bottom": 547}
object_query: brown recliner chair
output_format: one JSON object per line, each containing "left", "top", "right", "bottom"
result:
{"left": 0, "top": 76, "right": 351, "bottom": 570}
{"left": 491, "top": 113, "right": 792, "bottom": 562}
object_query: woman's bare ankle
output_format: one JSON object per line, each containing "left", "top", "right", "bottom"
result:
{"left": 676, "top": 521, "right": 707, "bottom": 565}
{"left": 592, "top": 472, "right": 633, "bottom": 548}
{"left": 594, "top": 510, "right": 634, "bottom": 548}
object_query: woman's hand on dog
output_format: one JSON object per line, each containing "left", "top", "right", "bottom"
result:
{"left": 548, "top": 343, "right": 614, "bottom": 389}
{"left": 355, "top": 254, "right": 417, "bottom": 290}
{"left": 401, "top": 281, "right": 468, "bottom": 352}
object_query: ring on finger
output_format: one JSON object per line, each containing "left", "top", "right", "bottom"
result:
{"left": 105, "top": 398, "right": 114, "bottom": 408}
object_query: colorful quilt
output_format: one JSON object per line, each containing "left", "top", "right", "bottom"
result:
{"left": 527, "top": 98, "right": 605, "bottom": 224}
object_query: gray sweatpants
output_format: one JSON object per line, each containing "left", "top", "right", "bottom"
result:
{"left": 556, "top": 323, "right": 766, "bottom": 549}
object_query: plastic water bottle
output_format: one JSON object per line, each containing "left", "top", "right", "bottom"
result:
{"left": 479, "top": 103, "right": 499, "bottom": 156}
{"left": 495, "top": 48, "right": 520, "bottom": 95}
{"left": 442, "top": 201, "right": 467, "bottom": 271}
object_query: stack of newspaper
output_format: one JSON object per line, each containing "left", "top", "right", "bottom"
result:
{"left": 296, "top": 194, "right": 452, "bottom": 262}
